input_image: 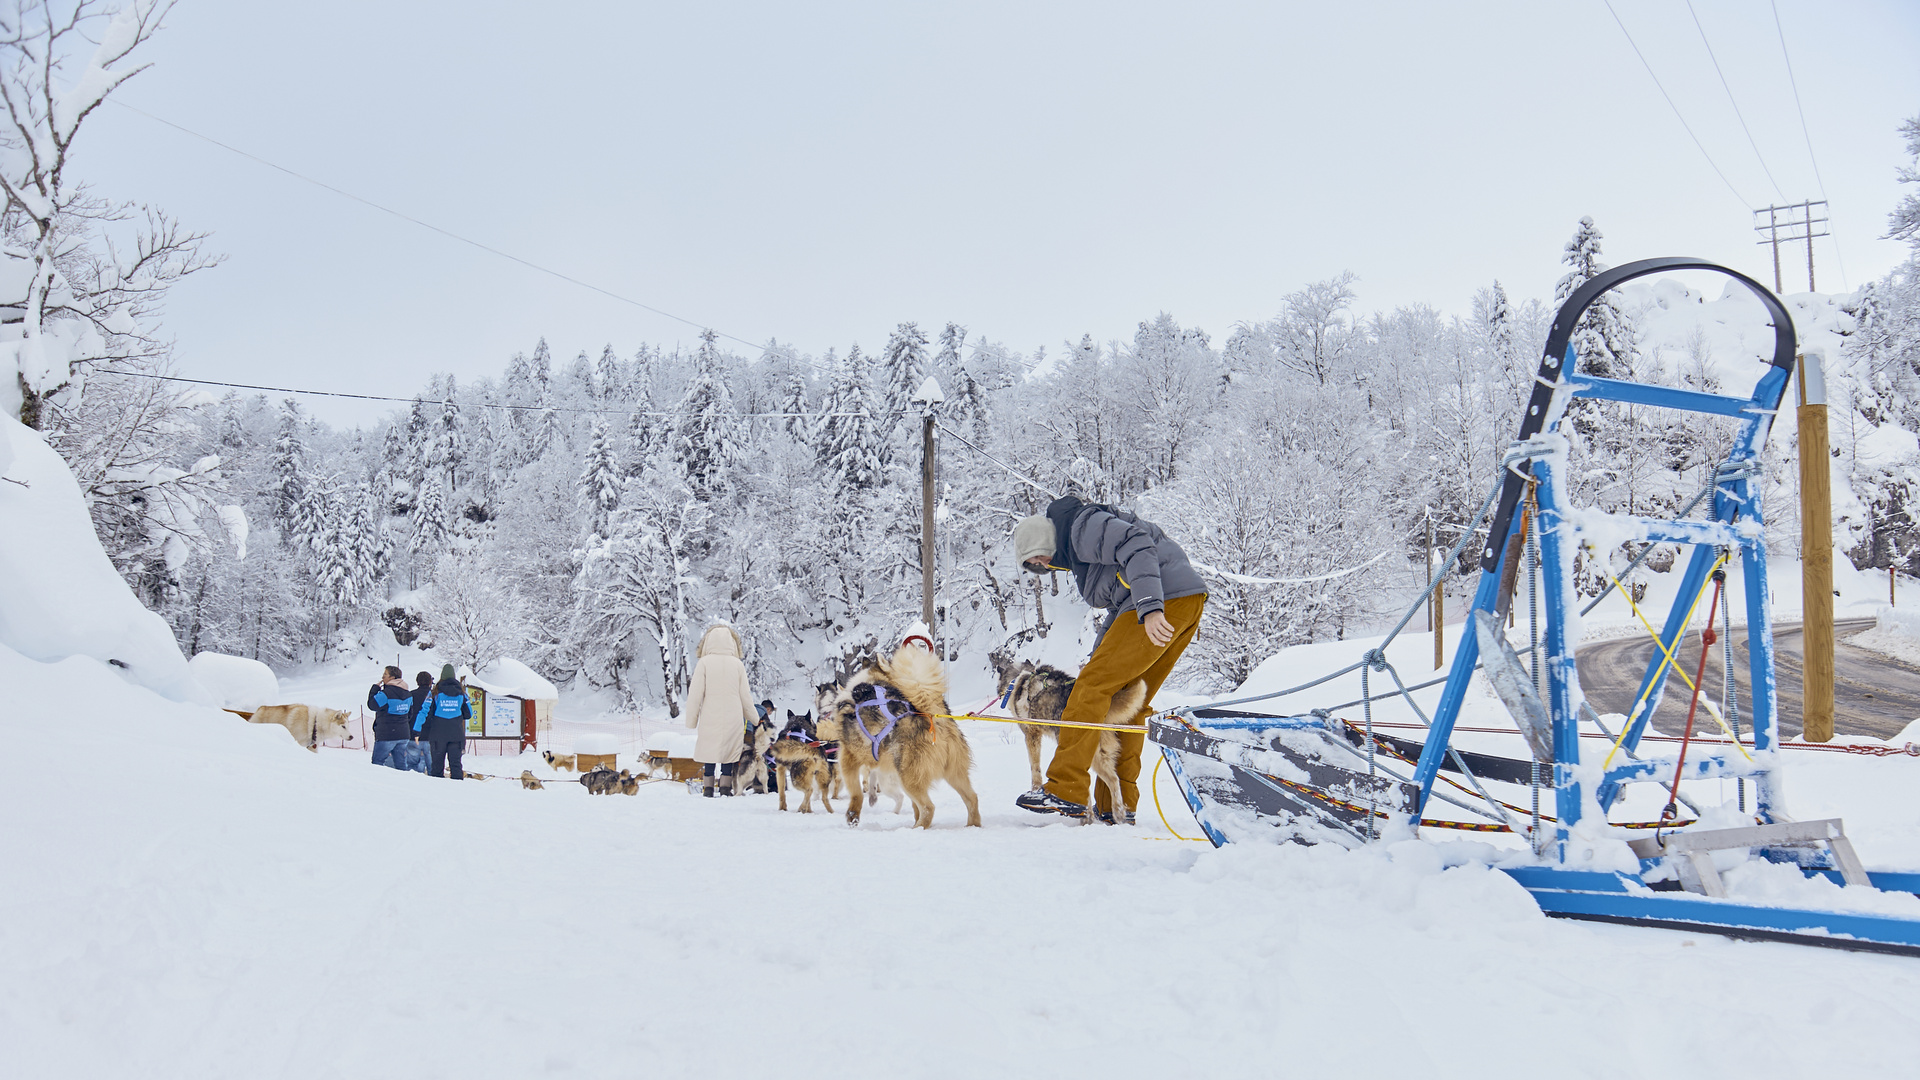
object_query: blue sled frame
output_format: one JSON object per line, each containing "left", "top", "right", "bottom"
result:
{"left": 1151, "top": 257, "right": 1920, "bottom": 956}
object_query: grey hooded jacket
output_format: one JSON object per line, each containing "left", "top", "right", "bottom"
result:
{"left": 1043, "top": 496, "right": 1206, "bottom": 621}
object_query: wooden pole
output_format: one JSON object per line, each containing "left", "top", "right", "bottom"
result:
{"left": 921, "top": 411, "right": 937, "bottom": 635}
{"left": 1798, "top": 351, "right": 1835, "bottom": 743}
{"left": 1431, "top": 518, "right": 1445, "bottom": 671}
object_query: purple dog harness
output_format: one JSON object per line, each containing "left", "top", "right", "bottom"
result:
{"left": 851, "top": 684, "right": 918, "bottom": 760}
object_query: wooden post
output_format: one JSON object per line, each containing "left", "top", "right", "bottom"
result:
{"left": 909, "top": 378, "right": 945, "bottom": 641}
{"left": 1426, "top": 516, "right": 1434, "bottom": 634}
{"left": 921, "top": 411, "right": 936, "bottom": 634}
{"left": 1431, "top": 518, "right": 1445, "bottom": 671}
{"left": 1798, "top": 351, "right": 1835, "bottom": 743}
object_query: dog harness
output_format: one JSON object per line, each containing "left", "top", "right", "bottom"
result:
{"left": 850, "top": 684, "right": 917, "bottom": 760}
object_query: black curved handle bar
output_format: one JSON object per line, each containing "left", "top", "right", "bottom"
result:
{"left": 1477, "top": 256, "right": 1798, "bottom": 572}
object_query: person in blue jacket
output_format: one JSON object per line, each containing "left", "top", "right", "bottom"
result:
{"left": 366, "top": 666, "right": 422, "bottom": 770}
{"left": 416, "top": 664, "right": 471, "bottom": 780}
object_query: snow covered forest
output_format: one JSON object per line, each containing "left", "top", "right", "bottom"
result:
{"left": 41, "top": 177, "right": 1920, "bottom": 711}
{"left": 7, "top": 2, "right": 1915, "bottom": 710}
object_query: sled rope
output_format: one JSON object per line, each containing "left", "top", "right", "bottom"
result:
{"left": 1148, "top": 755, "right": 1208, "bottom": 842}
{"left": 1664, "top": 570, "right": 1728, "bottom": 820}
{"left": 1592, "top": 547, "right": 1750, "bottom": 765}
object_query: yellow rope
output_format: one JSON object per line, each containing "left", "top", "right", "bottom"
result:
{"left": 1150, "top": 753, "right": 1208, "bottom": 842}
{"left": 1592, "top": 547, "right": 1751, "bottom": 765}
{"left": 936, "top": 711, "right": 1152, "bottom": 734}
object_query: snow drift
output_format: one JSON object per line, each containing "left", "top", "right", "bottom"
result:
{"left": 0, "top": 415, "right": 211, "bottom": 705}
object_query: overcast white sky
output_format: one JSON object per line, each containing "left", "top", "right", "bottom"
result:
{"left": 72, "top": 0, "right": 1920, "bottom": 425}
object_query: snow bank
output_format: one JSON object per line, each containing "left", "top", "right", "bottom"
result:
{"left": 5, "top": 634, "right": 1920, "bottom": 1077}
{"left": 188, "top": 652, "right": 280, "bottom": 712}
{"left": 572, "top": 732, "right": 619, "bottom": 756}
{"left": 0, "top": 416, "right": 212, "bottom": 705}
{"left": 643, "top": 730, "right": 696, "bottom": 757}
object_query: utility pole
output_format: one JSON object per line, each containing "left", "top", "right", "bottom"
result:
{"left": 910, "top": 377, "right": 945, "bottom": 641}
{"left": 1753, "top": 201, "right": 1830, "bottom": 293}
{"left": 1797, "top": 350, "right": 1834, "bottom": 743}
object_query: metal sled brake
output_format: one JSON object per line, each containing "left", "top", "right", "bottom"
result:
{"left": 1151, "top": 257, "right": 1920, "bottom": 956}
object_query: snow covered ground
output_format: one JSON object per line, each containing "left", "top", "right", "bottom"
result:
{"left": 6, "top": 633, "right": 1920, "bottom": 1080}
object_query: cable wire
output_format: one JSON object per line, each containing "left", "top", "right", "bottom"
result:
{"left": 1601, "top": 0, "right": 1753, "bottom": 211}
{"left": 1686, "top": 0, "right": 1786, "bottom": 202}
{"left": 105, "top": 98, "right": 773, "bottom": 355}
{"left": 106, "top": 369, "right": 859, "bottom": 418}
{"left": 1769, "top": 0, "right": 1849, "bottom": 289}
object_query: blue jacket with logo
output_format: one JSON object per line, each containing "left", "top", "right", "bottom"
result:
{"left": 416, "top": 679, "right": 472, "bottom": 743}
{"left": 366, "top": 681, "right": 420, "bottom": 742}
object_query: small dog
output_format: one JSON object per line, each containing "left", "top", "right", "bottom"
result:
{"left": 519, "top": 770, "right": 545, "bottom": 790}
{"left": 993, "top": 657, "right": 1147, "bottom": 825}
{"left": 618, "top": 769, "right": 641, "bottom": 795}
{"left": 581, "top": 766, "right": 622, "bottom": 795}
{"left": 769, "top": 710, "right": 834, "bottom": 813}
{"left": 819, "top": 644, "right": 982, "bottom": 829}
{"left": 543, "top": 750, "right": 578, "bottom": 772}
{"left": 734, "top": 717, "right": 776, "bottom": 794}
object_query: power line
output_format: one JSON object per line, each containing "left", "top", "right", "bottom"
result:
{"left": 107, "top": 369, "right": 860, "bottom": 418}
{"left": 105, "top": 98, "right": 776, "bottom": 356}
{"left": 1769, "top": 0, "right": 1848, "bottom": 289}
{"left": 1601, "top": 0, "right": 1752, "bottom": 211}
{"left": 1686, "top": 0, "right": 1786, "bottom": 202}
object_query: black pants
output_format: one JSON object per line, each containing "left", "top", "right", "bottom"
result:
{"left": 430, "top": 739, "right": 464, "bottom": 780}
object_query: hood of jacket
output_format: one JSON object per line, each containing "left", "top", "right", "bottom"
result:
{"left": 697, "top": 624, "right": 742, "bottom": 659}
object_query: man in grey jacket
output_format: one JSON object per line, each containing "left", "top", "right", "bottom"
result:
{"left": 1011, "top": 495, "right": 1208, "bottom": 820}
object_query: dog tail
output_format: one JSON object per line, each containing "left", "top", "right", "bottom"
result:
{"left": 882, "top": 643, "right": 948, "bottom": 714}
{"left": 1108, "top": 679, "right": 1149, "bottom": 724}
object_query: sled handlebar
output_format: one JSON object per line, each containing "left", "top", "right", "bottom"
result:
{"left": 1479, "top": 257, "right": 1799, "bottom": 573}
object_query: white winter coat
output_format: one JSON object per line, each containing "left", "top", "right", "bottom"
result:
{"left": 684, "top": 625, "right": 755, "bottom": 764}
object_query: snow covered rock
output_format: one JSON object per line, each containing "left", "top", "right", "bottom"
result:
{"left": 188, "top": 652, "right": 280, "bottom": 712}
{"left": 0, "top": 416, "right": 213, "bottom": 706}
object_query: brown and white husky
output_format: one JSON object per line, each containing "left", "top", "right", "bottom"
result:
{"left": 819, "top": 645, "right": 982, "bottom": 829}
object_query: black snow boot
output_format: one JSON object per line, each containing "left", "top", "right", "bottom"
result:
{"left": 1015, "top": 788, "right": 1088, "bottom": 817}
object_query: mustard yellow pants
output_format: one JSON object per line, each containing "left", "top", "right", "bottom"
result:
{"left": 1043, "top": 593, "right": 1207, "bottom": 812}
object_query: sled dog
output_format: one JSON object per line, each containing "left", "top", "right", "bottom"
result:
{"left": 769, "top": 711, "right": 834, "bottom": 813}
{"left": 581, "top": 766, "right": 622, "bottom": 795}
{"left": 818, "top": 645, "right": 982, "bottom": 829}
{"left": 992, "top": 657, "right": 1147, "bottom": 824}
{"left": 519, "top": 770, "right": 545, "bottom": 790}
{"left": 735, "top": 717, "right": 776, "bottom": 794}
{"left": 810, "top": 680, "right": 904, "bottom": 812}
{"left": 247, "top": 704, "right": 352, "bottom": 752}
{"left": 542, "top": 751, "right": 578, "bottom": 772}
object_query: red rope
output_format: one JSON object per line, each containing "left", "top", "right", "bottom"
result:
{"left": 1664, "top": 573, "right": 1725, "bottom": 820}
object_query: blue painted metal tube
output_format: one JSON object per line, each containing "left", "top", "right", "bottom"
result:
{"left": 1604, "top": 752, "right": 1751, "bottom": 788}
{"left": 1532, "top": 451, "right": 1583, "bottom": 845}
{"left": 1603, "top": 517, "right": 1747, "bottom": 548}
{"left": 1173, "top": 715, "right": 1326, "bottom": 731}
{"left": 1410, "top": 564, "right": 1506, "bottom": 809}
{"left": 1568, "top": 375, "right": 1770, "bottom": 418}
{"left": 1518, "top": 886, "right": 1920, "bottom": 951}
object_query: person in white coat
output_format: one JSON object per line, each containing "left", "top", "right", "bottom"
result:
{"left": 684, "top": 623, "right": 756, "bottom": 797}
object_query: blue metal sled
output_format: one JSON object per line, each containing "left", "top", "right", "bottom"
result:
{"left": 1151, "top": 257, "right": 1920, "bottom": 957}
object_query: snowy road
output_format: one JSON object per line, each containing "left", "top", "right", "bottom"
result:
{"left": 1577, "top": 619, "right": 1920, "bottom": 740}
